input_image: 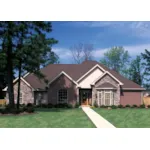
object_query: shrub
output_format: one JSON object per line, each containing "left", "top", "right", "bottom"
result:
{"left": 140, "top": 104, "right": 145, "bottom": 108}
{"left": 111, "top": 105, "right": 117, "bottom": 109}
{"left": 10, "top": 109, "right": 21, "bottom": 114}
{"left": 26, "top": 107, "right": 34, "bottom": 113}
{"left": 100, "top": 105, "right": 106, "bottom": 108}
{"left": 75, "top": 103, "right": 80, "bottom": 108}
{"left": 118, "top": 105, "right": 123, "bottom": 108}
{"left": 26, "top": 103, "right": 33, "bottom": 107}
{"left": 1, "top": 109, "right": 8, "bottom": 114}
{"left": 41, "top": 104, "right": 47, "bottom": 108}
{"left": 125, "top": 104, "right": 130, "bottom": 108}
{"left": 47, "top": 103, "right": 54, "bottom": 108}
{"left": 94, "top": 101, "right": 99, "bottom": 108}
{"left": 54, "top": 103, "right": 66, "bottom": 108}
{"left": 20, "top": 104, "right": 25, "bottom": 107}
{"left": 67, "top": 104, "right": 73, "bottom": 108}
{"left": 35, "top": 104, "right": 40, "bottom": 108}
{"left": 147, "top": 105, "right": 150, "bottom": 108}
{"left": 132, "top": 104, "right": 137, "bottom": 108}
{"left": 23, "top": 106, "right": 28, "bottom": 112}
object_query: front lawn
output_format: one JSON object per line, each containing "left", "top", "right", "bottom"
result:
{"left": 0, "top": 108, "right": 95, "bottom": 128}
{"left": 94, "top": 108, "right": 150, "bottom": 128}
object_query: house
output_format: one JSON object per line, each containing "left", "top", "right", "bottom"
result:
{"left": 3, "top": 60, "right": 145, "bottom": 107}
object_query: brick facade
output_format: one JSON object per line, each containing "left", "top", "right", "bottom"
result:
{"left": 6, "top": 80, "right": 34, "bottom": 104}
{"left": 48, "top": 74, "right": 77, "bottom": 107}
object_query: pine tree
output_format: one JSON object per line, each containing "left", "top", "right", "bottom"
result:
{"left": 0, "top": 21, "right": 58, "bottom": 110}
{"left": 141, "top": 49, "right": 150, "bottom": 89}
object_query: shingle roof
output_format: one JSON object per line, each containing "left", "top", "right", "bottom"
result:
{"left": 24, "top": 60, "right": 144, "bottom": 90}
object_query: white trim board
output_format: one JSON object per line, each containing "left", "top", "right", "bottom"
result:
{"left": 91, "top": 71, "right": 124, "bottom": 85}
{"left": 77, "top": 64, "right": 105, "bottom": 83}
{"left": 95, "top": 88, "right": 117, "bottom": 90}
{"left": 48, "top": 71, "right": 78, "bottom": 86}
{"left": 23, "top": 72, "right": 30, "bottom": 78}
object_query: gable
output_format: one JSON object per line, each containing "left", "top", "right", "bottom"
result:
{"left": 78, "top": 67, "right": 104, "bottom": 88}
{"left": 50, "top": 74, "right": 77, "bottom": 89}
{"left": 3, "top": 77, "right": 33, "bottom": 91}
{"left": 95, "top": 74, "right": 119, "bottom": 88}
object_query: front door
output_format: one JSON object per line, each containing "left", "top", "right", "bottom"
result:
{"left": 80, "top": 89, "right": 92, "bottom": 105}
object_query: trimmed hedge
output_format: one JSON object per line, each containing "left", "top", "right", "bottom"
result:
{"left": 140, "top": 104, "right": 145, "bottom": 108}
{"left": 132, "top": 104, "right": 138, "bottom": 108}
{"left": 35, "top": 103, "right": 77, "bottom": 108}
{"left": 125, "top": 104, "right": 131, "bottom": 108}
{"left": 111, "top": 105, "right": 117, "bottom": 109}
{"left": 0, "top": 107, "right": 34, "bottom": 115}
{"left": 118, "top": 105, "right": 124, "bottom": 108}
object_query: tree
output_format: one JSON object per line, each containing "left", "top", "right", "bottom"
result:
{"left": 0, "top": 21, "right": 58, "bottom": 109}
{"left": 70, "top": 43, "right": 94, "bottom": 64}
{"left": 100, "top": 46, "right": 131, "bottom": 77}
{"left": 0, "top": 51, "right": 7, "bottom": 98}
{"left": 14, "top": 22, "right": 58, "bottom": 109}
{"left": 128, "top": 55, "right": 145, "bottom": 86}
{"left": 0, "top": 22, "right": 18, "bottom": 108}
{"left": 141, "top": 49, "right": 150, "bottom": 89}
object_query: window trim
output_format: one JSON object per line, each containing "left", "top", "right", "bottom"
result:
{"left": 20, "top": 92, "right": 23, "bottom": 103}
{"left": 104, "top": 91, "right": 112, "bottom": 106}
{"left": 97, "top": 91, "right": 102, "bottom": 106}
{"left": 16, "top": 91, "right": 23, "bottom": 104}
{"left": 97, "top": 90, "right": 114, "bottom": 106}
{"left": 57, "top": 89, "right": 68, "bottom": 104}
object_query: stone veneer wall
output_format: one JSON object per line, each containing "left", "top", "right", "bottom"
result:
{"left": 6, "top": 80, "right": 34, "bottom": 104}
{"left": 93, "top": 74, "right": 120, "bottom": 106}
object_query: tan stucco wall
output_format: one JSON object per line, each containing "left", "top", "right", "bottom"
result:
{"left": 78, "top": 67, "right": 103, "bottom": 88}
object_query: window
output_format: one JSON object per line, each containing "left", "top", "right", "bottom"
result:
{"left": 16, "top": 92, "right": 23, "bottom": 103}
{"left": 20, "top": 92, "right": 23, "bottom": 103}
{"left": 58, "top": 89, "right": 68, "bottom": 103}
{"left": 97, "top": 90, "right": 114, "bottom": 106}
{"left": 104, "top": 91, "right": 113, "bottom": 106}
{"left": 97, "top": 91, "right": 102, "bottom": 105}
{"left": 105, "top": 92, "right": 111, "bottom": 106}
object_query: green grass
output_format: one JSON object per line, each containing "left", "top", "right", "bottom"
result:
{"left": 0, "top": 108, "right": 95, "bottom": 128}
{"left": 94, "top": 108, "right": 150, "bottom": 128}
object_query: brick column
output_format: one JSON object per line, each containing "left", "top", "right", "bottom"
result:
{"left": 92, "top": 86, "right": 96, "bottom": 106}
{"left": 77, "top": 87, "right": 80, "bottom": 104}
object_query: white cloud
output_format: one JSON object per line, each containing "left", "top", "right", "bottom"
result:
{"left": 68, "top": 21, "right": 150, "bottom": 38}
{"left": 52, "top": 48, "right": 71, "bottom": 59}
{"left": 53, "top": 44, "right": 150, "bottom": 63}
{"left": 93, "top": 44, "right": 149, "bottom": 58}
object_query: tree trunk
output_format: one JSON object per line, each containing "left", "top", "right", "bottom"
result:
{"left": 7, "top": 37, "right": 14, "bottom": 108}
{"left": 17, "top": 59, "right": 22, "bottom": 109}
{"left": 6, "top": 23, "right": 15, "bottom": 108}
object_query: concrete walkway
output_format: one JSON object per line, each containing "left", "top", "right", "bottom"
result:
{"left": 82, "top": 106, "right": 116, "bottom": 128}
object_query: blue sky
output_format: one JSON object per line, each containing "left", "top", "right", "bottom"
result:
{"left": 49, "top": 21, "right": 150, "bottom": 63}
